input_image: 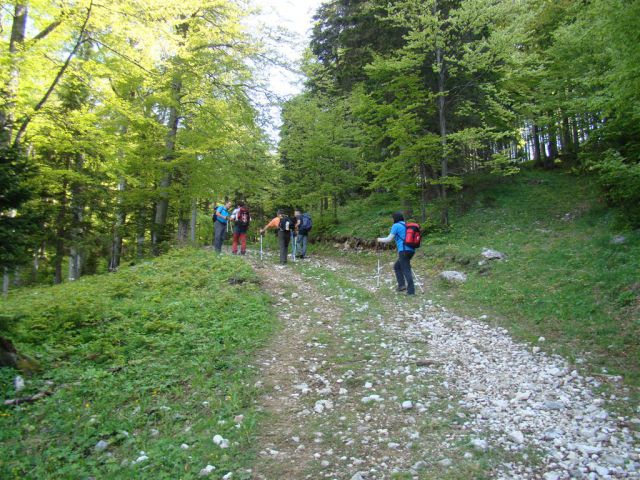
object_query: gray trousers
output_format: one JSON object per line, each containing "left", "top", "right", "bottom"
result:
{"left": 214, "top": 220, "right": 227, "bottom": 253}
{"left": 297, "top": 234, "right": 308, "bottom": 257}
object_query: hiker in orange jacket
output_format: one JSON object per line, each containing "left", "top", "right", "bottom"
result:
{"left": 260, "top": 210, "right": 294, "bottom": 264}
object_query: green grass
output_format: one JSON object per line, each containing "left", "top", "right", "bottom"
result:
{"left": 0, "top": 248, "right": 276, "bottom": 479}
{"left": 319, "top": 169, "right": 640, "bottom": 389}
{"left": 423, "top": 171, "right": 640, "bottom": 385}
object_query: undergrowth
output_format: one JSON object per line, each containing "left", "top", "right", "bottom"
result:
{"left": 0, "top": 248, "right": 276, "bottom": 479}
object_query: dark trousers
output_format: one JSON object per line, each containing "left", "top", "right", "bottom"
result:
{"left": 278, "top": 230, "right": 290, "bottom": 264}
{"left": 394, "top": 251, "right": 415, "bottom": 294}
{"left": 213, "top": 220, "right": 226, "bottom": 253}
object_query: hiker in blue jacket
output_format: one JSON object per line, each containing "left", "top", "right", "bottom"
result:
{"left": 213, "top": 200, "right": 232, "bottom": 253}
{"left": 376, "top": 212, "right": 415, "bottom": 295}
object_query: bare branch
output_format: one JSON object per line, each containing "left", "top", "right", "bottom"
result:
{"left": 12, "top": 1, "right": 94, "bottom": 148}
{"left": 30, "top": 18, "right": 62, "bottom": 42}
{"left": 87, "top": 36, "right": 155, "bottom": 75}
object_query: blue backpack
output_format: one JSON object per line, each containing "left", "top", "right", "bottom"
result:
{"left": 299, "top": 213, "right": 312, "bottom": 233}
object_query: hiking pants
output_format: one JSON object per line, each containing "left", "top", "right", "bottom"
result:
{"left": 214, "top": 220, "right": 227, "bottom": 253}
{"left": 232, "top": 231, "right": 247, "bottom": 254}
{"left": 297, "top": 234, "right": 308, "bottom": 257}
{"left": 394, "top": 251, "right": 415, "bottom": 295}
{"left": 278, "top": 230, "right": 290, "bottom": 264}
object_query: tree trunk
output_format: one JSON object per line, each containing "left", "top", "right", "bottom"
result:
{"left": 435, "top": 38, "right": 449, "bottom": 226}
{"left": 532, "top": 123, "right": 542, "bottom": 166}
{"left": 32, "top": 249, "right": 39, "bottom": 283}
{"left": 68, "top": 154, "right": 84, "bottom": 280}
{"left": 54, "top": 172, "right": 68, "bottom": 284}
{"left": 189, "top": 199, "right": 197, "bottom": 243}
{"left": 572, "top": 116, "right": 580, "bottom": 154}
{"left": 136, "top": 209, "right": 146, "bottom": 258}
{"left": 152, "top": 80, "right": 182, "bottom": 255}
{"left": 547, "top": 121, "right": 558, "bottom": 166}
{"left": 2, "top": 268, "right": 9, "bottom": 298}
{"left": 561, "top": 115, "right": 572, "bottom": 156}
{"left": 109, "top": 179, "right": 126, "bottom": 271}
{"left": 0, "top": 3, "right": 27, "bottom": 148}
{"left": 177, "top": 215, "right": 189, "bottom": 244}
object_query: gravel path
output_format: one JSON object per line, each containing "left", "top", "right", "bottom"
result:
{"left": 249, "top": 253, "right": 639, "bottom": 479}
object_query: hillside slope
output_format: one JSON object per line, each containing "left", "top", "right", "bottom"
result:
{"left": 322, "top": 170, "right": 640, "bottom": 386}
{"left": 0, "top": 249, "right": 276, "bottom": 478}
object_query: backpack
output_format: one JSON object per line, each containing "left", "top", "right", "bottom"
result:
{"left": 279, "top": 216, "right": 294, "bottom": 232}
{"left": 236, "top": 207, "right": 250, "bottom": 227}
{"left": 212, "top": 205, "right": 224, "bottom": 223}
{"left": 299, "top": 213, "right": 312, "bottom": 234}
{"left": 404, "top": 222, "right": 422, "bottom": 249}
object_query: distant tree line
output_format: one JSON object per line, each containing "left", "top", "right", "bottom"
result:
{"left": 0, "top": 0, "right": 279, "bottom": 290}
{"left": 279, "top": 0, "right": 640, "bottom": 226}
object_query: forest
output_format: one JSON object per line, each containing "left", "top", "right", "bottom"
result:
{"left": 1, "top": 0, "right": 639, "bottom": 289}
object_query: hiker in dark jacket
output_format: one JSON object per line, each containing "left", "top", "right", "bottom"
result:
{"left": 294, "top": 209, "right": 312, "bottom": 259}
{"left": 260, "top": 210, "right": 293, "bottom": 264}
{"left": 213, "top": 200, "right": 232, "bottom": 253}
{"left": 376, "top": 212, "right": 415, "bottom": 295}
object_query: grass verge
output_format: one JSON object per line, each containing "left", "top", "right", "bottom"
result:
{"left": 0, "top": 248, "right": 276, "bottom": 479}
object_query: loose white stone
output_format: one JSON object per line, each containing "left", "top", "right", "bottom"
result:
{"left": 402, "top": 401, "right": 413, "bottom": 410}
{"left": 180, "top": 443, "right": 189, "bottom": 450}
{"left": 199, "top": 465, "right": 216, "bottom": 476}
{"left": 132, "top": 455, "right": 148, "bottom": 465}
{"left": 471, "top": 438, "right": 488, "bottom": 451}
{"left": 14, "top": 376, "right": 25, "bottom": 393}
{"left": 213, "top": 435, "right": 224, "bottom": 445}
{"left": 94, "top": 440, "right": 109, "bottom": 452}
{"left": 439, "top": 458, "right": 453, "bottom": 467}
{"left": 222, "top": 473, "right": 233, "bottom": 480}
{"left": 509, "top": 430, "right": 525, "bottom": 444}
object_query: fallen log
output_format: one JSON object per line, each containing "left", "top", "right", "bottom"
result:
{"left": 4, "top": 390, "right": 53, "bottom": 406}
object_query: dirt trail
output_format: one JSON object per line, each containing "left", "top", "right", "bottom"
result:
{"left": 249, "top": 253, "right": 639, "bottom": 480}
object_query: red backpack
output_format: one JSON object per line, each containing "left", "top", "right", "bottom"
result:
{"left": 404, "top": 222, "right": 422, "bottom": 249}
{"left": 236, "top": 207, "right": 250, "bottom": 227}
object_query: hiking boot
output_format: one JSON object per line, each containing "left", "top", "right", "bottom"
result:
{"left": 397, "top": 286, "right": 407, "bottom": 292}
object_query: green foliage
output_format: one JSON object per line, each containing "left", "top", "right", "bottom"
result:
{"left": 0, "top": 249, "right": 276, "bottom": 478}
{"left": 422, "top": 170, "right": 640, "bottom": 384}
{"left": 0, "top": 147, "right": 38, "bottom": 269}
{"left": 586, "top": 150, "right": 640, "bottom": 227}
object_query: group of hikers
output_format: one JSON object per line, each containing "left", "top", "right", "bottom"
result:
{"left": 212, "top": 202, "right": 313, "bottom": 263}
{"left": 212, "top": 202, "right": 420, "bottom": 296}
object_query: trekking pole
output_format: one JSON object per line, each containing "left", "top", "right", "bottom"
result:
{"left": 260, "top": 234, "right": 263, "bottom": 261}
{"left": 292, "top": 235, "right": 297, "bottom": 262}
{"left": 412, "top": 269, "right": 425, "bottom": 293}
{"left": 375, "top": 244, "right": 381, "bottom": 288}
